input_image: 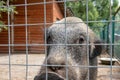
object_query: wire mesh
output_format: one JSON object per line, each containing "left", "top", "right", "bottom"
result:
{"left": 0, "top": 0, "right": 120, "bottom": 80}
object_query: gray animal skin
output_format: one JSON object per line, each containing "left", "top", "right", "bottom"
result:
{"left": 34, "top": 17, "right": 103, "bottom": 80}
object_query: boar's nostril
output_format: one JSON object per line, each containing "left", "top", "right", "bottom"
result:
{"left": 49, "top": 66, "right": 64, "bottom": 72}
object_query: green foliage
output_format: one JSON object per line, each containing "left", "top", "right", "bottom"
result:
{"left": 0, "top": 0, "right": 17, "bottom": 32}
{"left": 67, "top": 0, "right": 119, "bottom": 34}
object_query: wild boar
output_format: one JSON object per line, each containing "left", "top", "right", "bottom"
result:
{"left": 34, "top": 17, "right": 103, "bottom": 80}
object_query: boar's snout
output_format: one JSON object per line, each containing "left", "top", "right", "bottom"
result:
{"left": 47, "top": 52, "right": 66, "bottom": 72}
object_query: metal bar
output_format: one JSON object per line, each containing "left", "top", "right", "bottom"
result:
{"left": 1, "top": 43, "right": 120, "bottom": 46}
{"left": 0, "top": 63, "right": 120, "bottom": 68}
{"left": 86, "top": 0, "right": 90, "bottom": 80}
{"left": 7, "top": 0, "right": 11, "bottom": 80}
{"left": 0, "top": 0, "right": 77, "bottom": 8}
{"left": 64, "top": 0, "right": 68, "bottom": 79}
{"left": 24, "top": 0, "right": 29, "bottom": 80}
{"left": 9, "top": 1, "right": 65, "bottom": 7}
{"left": 1, "top": 20, "right": 120, "bottom": 27}
{"left": 109, "top": 0, "right": 113, "bottom": 80}
{"left": 43, "top": 0, "right": 47, "bottom": 80}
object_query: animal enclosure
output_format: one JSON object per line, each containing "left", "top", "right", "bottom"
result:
{"left": 0, "top": 0, "right": 120, "bottom": 80}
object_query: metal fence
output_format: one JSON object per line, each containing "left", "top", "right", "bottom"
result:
{"left": 0, "top": 0, "right": 120, "bottom": 80}
{"left": 100, "top": 9, "right": 120, "bottom": 61}
{"left": 114, "top": 11, "right": 120, "bottom": 61}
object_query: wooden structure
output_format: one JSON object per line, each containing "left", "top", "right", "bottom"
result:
{"left": 0, "top": 0, "right": 66, "bottom": 53}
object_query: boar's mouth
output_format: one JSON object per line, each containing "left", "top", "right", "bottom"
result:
{"left": 34, "top": 72, "right": 65, "bottom": 80}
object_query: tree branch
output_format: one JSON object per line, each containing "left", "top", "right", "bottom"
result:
{"left": 113, "top": 6, "right": 120, "bottom": 16}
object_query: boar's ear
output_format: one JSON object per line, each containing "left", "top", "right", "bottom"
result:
{"left": 89, "top": 39, "right": 103, "bottom": 59}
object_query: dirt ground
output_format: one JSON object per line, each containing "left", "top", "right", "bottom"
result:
{"left": 0, "top": 53, "right": 120, "bottom": 80}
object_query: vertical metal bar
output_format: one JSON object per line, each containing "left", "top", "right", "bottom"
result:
{"left": 7, "top": 0, "right": 11, "bottom": 80}
{"left": 109, "top": 0, "right": 113, "bottom": 80}
{"left": 86, "top": 0, "right": 90, "bottom": 80}
{"left": 24, "top": 0, "right": 29, "bottom": 80}
{"left": 43, "top": 0, "right": 47, "bottom": 80}
{"left": 64, "top": 0, "right": 68, "bottom": 80}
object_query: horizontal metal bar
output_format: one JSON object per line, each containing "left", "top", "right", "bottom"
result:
{"left": 0, "top": 63, "right": 120, "bottom": 68}
{"left": 1, "top": 20, "right": 120, "bottom": 27}
{"left": 0, "top": 43, "right": 120, "bottom": 46}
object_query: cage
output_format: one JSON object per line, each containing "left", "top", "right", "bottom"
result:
{"left": 0, "top": 0, "right": 120, "bottom": 80}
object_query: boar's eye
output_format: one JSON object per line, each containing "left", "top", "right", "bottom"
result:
{"left": 75, "top": 35, "right": 85, "bottom": 44}
{"left": 79, "top": 36, "right": 85, "bottom": 44}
